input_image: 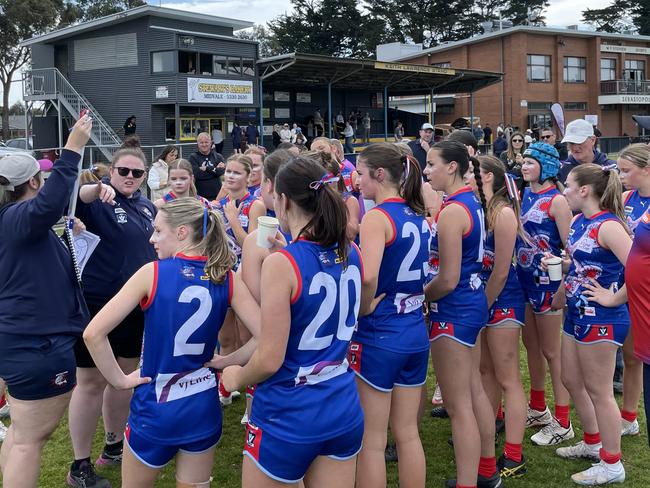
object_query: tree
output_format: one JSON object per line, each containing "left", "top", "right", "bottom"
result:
{"left": 0, "top": 0, "right": 63, "bottom": 140}
{"left": 74, "top": 0, "right": 146, "bottom": 22}
{"left": 582, "top": 0, "right": 634, "bottom": 33}
{"left": 235, "top": 25, "right": 281, "bottom": 58}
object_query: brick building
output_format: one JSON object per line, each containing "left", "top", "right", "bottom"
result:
{"left": 386, "top": 26, "right": 650, "bottom": 137}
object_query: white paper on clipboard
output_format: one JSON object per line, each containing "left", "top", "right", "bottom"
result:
{"left": 73, "top": 230, "right": 100, "bottom": 274}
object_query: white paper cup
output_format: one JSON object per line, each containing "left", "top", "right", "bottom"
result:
{"left": 256, "top": 216, "right": 279, "bottom": 249}
{"left": 545, "top": 256, "right": 563, "bottom": 281}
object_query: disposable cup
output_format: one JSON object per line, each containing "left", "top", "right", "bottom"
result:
{"left": 545, "top": 256, "right": 563, "bottom": 281}
{"left": 256, "top": 216, "right": 279, "bottom": 249}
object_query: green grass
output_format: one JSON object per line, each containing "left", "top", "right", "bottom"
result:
{"left": 12, "top": 348, "right": 648, "bottom": 487}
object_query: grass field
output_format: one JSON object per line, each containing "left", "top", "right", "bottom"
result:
{"left": 10, "top": 347, "right": 648, "bottom": 488}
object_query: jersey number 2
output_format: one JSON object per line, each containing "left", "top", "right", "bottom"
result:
{"left": 174, "top": 285, "right": 212, "bottom": 356}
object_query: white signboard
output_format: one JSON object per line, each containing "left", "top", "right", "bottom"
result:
{"left": 274, "top": 91, "right": 290, "bottom": 102}
{"left": 187, "top": 78, "right": 254, "bottom": 104}
{"left": 296, "top": 92, "right": 311, "bottom": 103}
{"left": 263, "top": 125, "right": 273, "bottom": 135}
{"left": 275, "top": 108, "right": 290, "bottom": 119}
{"left": 155, "top": 85, "right": 169, "bottom": 99}
{"left": 520, "top": 99, "right": 528, "bottom": 108}
{"left": 599, "top": 94, "right": 650, "bottom": 105}
{"left": 601, "top": 44, "right": 650, "bottom": 55}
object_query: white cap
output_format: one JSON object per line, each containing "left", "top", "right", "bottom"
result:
{"left": 421, "top": 123, "right": 434, "bottom": 130}
{"left": 562, "top": 119, "right": 594, "bottom": 144}
{"left": 0, "top": 153, "right": 41, "bottom": 191}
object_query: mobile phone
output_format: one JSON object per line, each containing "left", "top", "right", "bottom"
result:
{"left": 80, "top": 109, "right": 90, "bottom": 118}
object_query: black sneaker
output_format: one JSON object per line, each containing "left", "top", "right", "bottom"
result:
{"left": 444, "top": 472, "right": 503, "bottom": 488}
{"left": 66, "top": 460, "right": 111, "bottom": 488}
{"left": 384, "top": 442, "right": 398, "bottom": 462}
{"left": 431, "top": 406, "right": 449, "bottom": 418}
{"left": 498, "top": 453, "right": 527, "bottom": 478}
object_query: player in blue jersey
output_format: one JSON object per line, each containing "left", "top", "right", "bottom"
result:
{"left": 350, "top": 143, "right": 429, "bottom": 488}
{"left": 516, "top": 142, "right": 574, "bottom": 446}
{"left": 83, "top": 197, "right": 260, "bottom": 487}
{"left": 153, "top": 159, "right": 211, "bottom": 209}
{"left": 544, "top": 164, "right": 632, "bottom": 485}
{"left": 468, "top": 155, "right": 528, "bottom": 478}
{"left": 245, "top": 147, "right": 265, "bottom": 198}
{"left": 614, "top": 143, "right": 650, "bottom": 436}
{"left": 218, "top": 156, "right": 364, "bottom": 487}
{"left": 424, "top": 141, "right": 497, "bottom": 488}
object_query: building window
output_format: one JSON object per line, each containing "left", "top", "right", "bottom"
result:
{"left": 152, "top": 51, "right": 175, "bottom": 73}
{"left": 564, "top": 102, "right": 587, "bottom": 110}
{"left": 624, "top": 59, "right": 645, "bottom": 81}
{"left": 199, "top": 53, "right": 213, "bottom": 75}
{"left": 178, "top": 51, "right": 197, "bottom": 74}
{"left": 527, "top": 102, "right": 552, "bottom": 110}
{"left": 213, "top": 55, "right": 228, "bottom": 75}
{"left": 431, "top": 62, "right": 451, "bottom": 68}
{"left": 600, "top": 58, "right": 616, "bottom": 81}
{"left": 564, "top": 57, "right": 586, "bottom": 83}
{"left": 527, "top": 55, "right": 551, "bottom": 82}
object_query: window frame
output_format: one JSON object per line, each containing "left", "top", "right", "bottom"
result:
{"left": 527, "top": 54, "right": 552, "bottom": 83}
{"left": 600, "top": 58, "right": 616, "bottom": 82}
{"left": 151, "top": 50, "right": 175, "bottom": 74}
{"left": 564, "top": 56, "right": 587, "bottom": 84}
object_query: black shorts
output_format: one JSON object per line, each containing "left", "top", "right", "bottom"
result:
{"left": 74, "top": 301, "right": 145, "bottom": 368}
{"left": 0, "top": 332, "right": 77, "bottom": 401}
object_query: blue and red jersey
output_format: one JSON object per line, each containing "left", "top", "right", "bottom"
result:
{"left": 481, "top": 229, "right": 525, "bottom": 310}
{"left": 624, "top": 190, "right": 650, "bottom": 234}
{"left": 130, "top": 255, "right": 232, "bottom": 444}
{"left": 626, "top": 210, "right": 650, "bottom": 364}
{"left": 162, "top": 191, "right": 212, "bottom": 208}
{"left": 217, "top": 191, "right": 258, "bottom": 264}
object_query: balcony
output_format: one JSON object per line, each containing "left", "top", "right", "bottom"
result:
{"left": 599, "top": 80, "right": 650, "bottom": 105}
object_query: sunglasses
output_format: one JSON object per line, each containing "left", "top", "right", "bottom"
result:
{"left": 540, "top": 135, "right": 553, "bottom": 139}
{"left": 512, "top": 139, "right": 524, "bottom": 143}
{"left": 115, "top": 167, "right": 145, "bottom": 178}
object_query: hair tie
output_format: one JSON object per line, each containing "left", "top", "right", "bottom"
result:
{"left": 202, "top": 207, "right": 209, "bottom": 238}
{"left": 309, "top": 172, "right": 339, "bottom": 190}
{"left": 505, "top": 173, "right": 520, "bottom": 202}
{"left": 602, "top": 163, "right": 618, "bottom": 174}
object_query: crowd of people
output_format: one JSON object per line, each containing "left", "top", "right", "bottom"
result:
{"left": 0, "top": 113, "right": 649, "bottom": 488}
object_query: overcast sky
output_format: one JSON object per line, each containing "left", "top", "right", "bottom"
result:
{"left": 3, "top": 0, "right": 614, "bottom": 106}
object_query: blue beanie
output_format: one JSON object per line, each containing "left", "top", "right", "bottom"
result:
{"left": 523, "top": 142, "right": 561, "bottom": 183}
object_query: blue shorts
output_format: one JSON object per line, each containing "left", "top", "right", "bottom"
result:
{"left": 243, "top": 420, "right": 363, "bottom": 484}
{"left": 563, "top": 315, "right": 629, "bottom": 347}
{"left": 348, "top": 341, "right": 428, "bottom": 392}
{"left": 488, "top": 306, "right": 525, "bottom": 327}
{"left": 125, "top": 423, "right": 222, "bottom": 469}
{"left": 522, "top": 288, "right": 559, "bottom": 314}
{"left": 0, "top": 332, "right": 77, "bottom": 401}
{"left": 429, "top": 321, "right": 483, "bottom": 347}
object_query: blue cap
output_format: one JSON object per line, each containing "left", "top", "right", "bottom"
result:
{"left": 523, "top": 142, "right": 561, "bottom": 183}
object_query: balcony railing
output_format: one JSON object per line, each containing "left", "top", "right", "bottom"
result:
{"left": 601, "top": 80, "right": 650, "bottom": 95}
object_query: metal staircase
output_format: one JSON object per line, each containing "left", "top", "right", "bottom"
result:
{"left": 23, "top": 68, "right": 121, "bottom": 160}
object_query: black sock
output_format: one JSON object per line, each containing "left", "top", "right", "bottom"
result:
{"left": 71, "top": 457, "right": 90, "bottom": 471}
{"left": 104, "top": 439, "right": 123, "bottom": 455}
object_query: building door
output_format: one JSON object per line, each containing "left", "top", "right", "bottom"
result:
{"left": 624, "top": 60, "right": 645, "bottom": 93}
{"left": 54, "top": 45, "right": 69, "bottom": 78}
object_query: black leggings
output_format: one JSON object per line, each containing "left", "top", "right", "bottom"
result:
{"left": 643, "top": 363, "right": 650, "bottom": 446}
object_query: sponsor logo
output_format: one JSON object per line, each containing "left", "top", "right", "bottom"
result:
{"left": 52, "top": 371, "right": 69, "bottom": 387}
{"left": 294, "top": 359, "right": 348, "bottom": 386}
{"left": 394, "top": 292, "right": 425, "bottom": 314}
{"left": 155, "top": 368, "right": 216, "bottom": 403}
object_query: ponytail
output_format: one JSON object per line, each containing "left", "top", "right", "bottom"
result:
{"left": 275, "top": 157, "right": 349, "bottom": 262}
{"left": 159, "top": 198, "right": 235, "bottom": 284}
{"left": 470, "top": 156, "right": 488, "bottom": 229}
{"left": 402, "top": 155, "right": 425, "bottom": 215}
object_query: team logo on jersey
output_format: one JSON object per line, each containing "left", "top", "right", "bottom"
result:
{"left": 244, "top": 423, "right": 262, "bottom": 460}
{"left": 52, "top": 371, "right": 69, "bottom": 387}
{"left": 141, "top": 207, "right": 153, "bottom": 219}
{"left": 643, "top": 212, "right": 650, "bottom": 224}
{"left": 114, "top": 207, "right": 128, "bottom": 224}
{"left": 574, "top": 323, "right": 614, "bottom": 343}
{"left": 180, "top": 265, "right": 195, "bottom": 280}
{"left": 348, "top": 342, "right": 362, "bottom": 373}
{"left": 429, "top": 321, "right": 454, "bottom": 341}
{"left": 490, "top": 308, "right": 517, "bottom": 324}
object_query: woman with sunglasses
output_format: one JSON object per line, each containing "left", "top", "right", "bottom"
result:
{"left": 500, "top": 132, "right": 526, "bottom": 194}
{"left": 67, "top": 147, "right": 158, "bottom": 488}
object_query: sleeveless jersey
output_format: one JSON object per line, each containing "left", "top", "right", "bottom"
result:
{"left": 428, "top": 187, "right": 487, "bottom": 327}
{"left": 564, "top": 211, "right": 629, "bottom": 325}
{"left": 481, "top": 230, "right": 525, "bottom": 309}
{"left": 218, "top": 192, "right": 258, "bottom": 263}
{"left": 129, "top": 255, "right": 232, "bottom": 444}
{"left": 340, "top": 164, "right": 354, "bottom": 193}
{"left": 516, "top": 186, "right": 563, "bottom": 291}
{"left": 251, "top": 240, "right": 364, "bottom": 443}
{"left": 352, "top": 198, "right": 431, "bottom": 353}
{"left": 248, "top": 184, "right": 261, "bottom": 199}
{"left": 626, "top": 210, "right": 650, "bottom": 364}
{"left": 162, "top": 191, "right": 212, "bottom": 208}
{"left": 624, "top": 190, "right": 650, "bottom": 234}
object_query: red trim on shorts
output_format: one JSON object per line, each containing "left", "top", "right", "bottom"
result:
{"left": 277, "top": 250, "right": 302, "bottom": 304}
{"left": 140, "top": 261, "right": 158, "bottom": 310}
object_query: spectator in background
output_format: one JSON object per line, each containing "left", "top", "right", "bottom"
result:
{"left": 290, "top": 123, "right": 300, "bottom": 143}
{"left": 407, "top": 122, "right": 435, "bottom": 171}
{"left": 348, "top": 111, "right": 357, "bottom": 141}
{"left": 362, "top": 112, "right": 371, "bottom": 144}
{"left": 212, "top": 126, "right": 224, "bottom": 154}
{"left": 559, "top": 119, "right": 616, "bottom": 184}
{"left": 473, "top": 123, "right": 484, "bottom": 143}
{"left": 188, "top": 132, "right": 225, "bottom": 200}
{"left": 539, "top": 127, "right": 568, "bottom": 161}
{"left": 147, "top": 144, "right": 178, "bottom": 201}
{"left": 524, "top": 129, "right": 534, "bottom": 146}
{"left": 280, "top": 123, "right": 292, "bottom": 143}
{"left": 231, "top": 122, "right": 242, "bottom": 154}
{"left": 342, "top": 121, "right": 355, "bottom": 154}
{"left": 483, "top": 123, "right": 493, "bottom": 144}
{"left": 272, "top": 124, "right": 281, "bottom": 148}
{"left": 492, "top": 132, "right": 508, "bottom": 158}
{"left": 500, "top": 131, "right": 526, "bottom": 193}
{"left": 246, "top": 122, "right": 259, "bottom": 146}
{"left": 394, "top": 121, "right": 404, "bottom": 142}
{"left": 122, "top": 115, "right": 136, "bottom": 136}
{"left": 313, "top": 108, "right": 324, "bottom": 137}
{"left": 307, "top": 119, "right": 314, "bottom": 140}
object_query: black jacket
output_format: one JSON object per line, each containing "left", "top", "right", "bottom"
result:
{"left": 188, "top": 150, "right": 225, "bottom": 200}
